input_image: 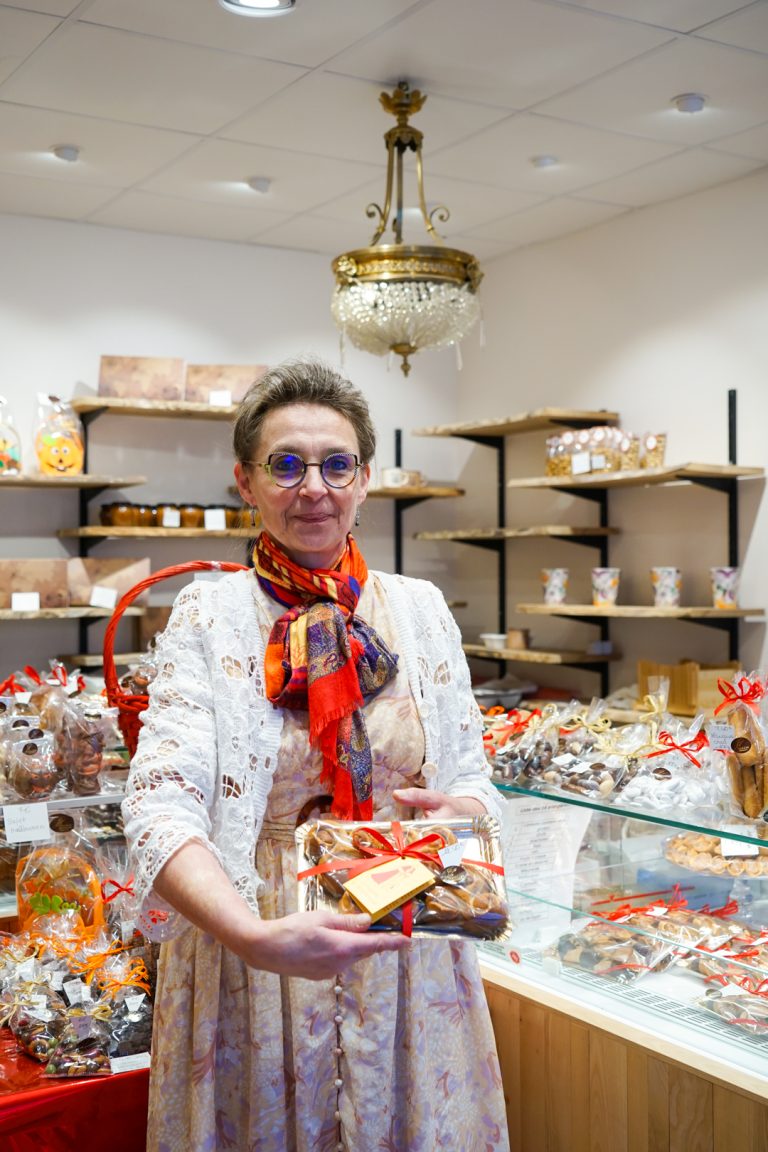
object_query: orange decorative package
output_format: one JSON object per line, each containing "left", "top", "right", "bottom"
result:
{"left": 296, "top": 816, "right": 509, "bottom": 940}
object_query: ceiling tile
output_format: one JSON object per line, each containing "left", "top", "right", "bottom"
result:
{"left": 313, "top": 170, "right": 543, "bottom": 238}
{"left": 3, "top": 0, "right": 79, "bottom": 12}
{"left": 0, "top": 6, "right": 61, "bottom": 84}
{"left": 88, "top": 188, "right": 292, "bottom": 241}
{"left": 708, "top": 120, "right": 768, "bottom": 160}
{"left": 0, "top": 170, "right": 119, "bottom": 218}
{"left": 329, "top": 0, "right": 673, "bottom": 109}
{"left": 574, "top": 145, "right": 763, "bottom": 205}
{"left": 0, "top": 22, "right": 306, "bottom": 133}
{"left": 222, "top": 72, "right": 510, "bottom": 163}
{"left": 253, "top": 212, "right": 375, "bottom": 256}
{"left": 140, "top": 138, "right": 379, "bottom": 213}
{"left": 551, "top": 1, "right": 756, "bottom": 35}
{"left": 0, "top": 102, "right": 202, "bottom": 184}
{"left": 83, "top": 0, "right": 422, "bottom": 68}
{"left": 695, "top": 3, "right": 768, "bottom": 52}
{"left": 429, "top": 113, "right": 680, "bottom": 194}
{"left": 464, "top": 195, "right": 628, "bottom": 245}
{"left": 535, "top": 37, "right": 768, "bottom": 145}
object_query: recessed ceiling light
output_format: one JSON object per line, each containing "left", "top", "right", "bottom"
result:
{"left": 672, "top": 92, "right": 706, "bottom": 114}
{"left": 245, "top": 176, "right": 271, "bottom": 194}
{"left": 218, "top": 0, "right": 295, "bottom": 15}
{"left": 51, "top": 144, "right": 80, "bottom": 163}
{"left": 531, "top": 154, "right": 559, "bottom": 169}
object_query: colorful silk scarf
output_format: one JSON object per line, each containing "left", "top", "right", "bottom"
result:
{"left": 253, "top": 531, "right": 399, "bottom": 820}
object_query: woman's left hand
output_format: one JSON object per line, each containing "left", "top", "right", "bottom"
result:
{"left": 392, "top": 787, "right": 486, "bottom": 820}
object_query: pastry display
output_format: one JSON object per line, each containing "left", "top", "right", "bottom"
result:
{"left": 665, "top": 831, "right": 768, "bottom": 877}
{"left": 296, "top": 816, "right": 509, "bottom": 940}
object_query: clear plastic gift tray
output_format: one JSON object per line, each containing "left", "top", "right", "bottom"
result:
{"left": 296, "top": 815, "right": 510, "bottom": 940}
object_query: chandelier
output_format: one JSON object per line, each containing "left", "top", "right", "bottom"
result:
{"left": 331, "top": 83, "right": 483, "bottom": 377}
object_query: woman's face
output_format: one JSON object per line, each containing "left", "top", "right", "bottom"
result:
{"left": 234, "top": 402, "right": 370, "bottom": 570}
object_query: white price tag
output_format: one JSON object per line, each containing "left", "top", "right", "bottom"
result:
{"left": 110, "top": 1052, "right": 151, "bottom": 1073}
{"left": 18, "top": 958, "right": 38, "bottom": 980}
{"left": 63, "top": 979, "right": 91, "bottom": 1005}
{"left": 719, "top": 983, "right": 749, "bottom": 998}
{"left": 571, "top": 450, "right": 591, "bottom": 476}
{"left": 719, "top": 827, "right": 760, "bottom": 858}
{"left": 2, "top": 803, "right": 50, "bottom": 843}
{"left": 15, "top": 692, "right": 32, "bottom": 705}
{"left": 707, "top": 722, "right": 735, "bottom": 752}
{"left": 125, "top": 993, "right": 146, "bottom": 1013}
{"left": 590, "top": 452, "right": 607, "bottom": 471}
{"left": 89, "top": 584, "right": 118, "bottom": 610}
{"left": 437, "top": 840, "right": 466, "bottom": 869}
{"left": 208, "top": 389, "right": 232, "bottom": 407}
{"left": 161, "top": 506, "right": 181, "bottom": 527}
{"left": 204, "top": 507, "right": 227, "bottom": 531}
{"left": 11, "top": 592, "right": 40, "bottom": 612}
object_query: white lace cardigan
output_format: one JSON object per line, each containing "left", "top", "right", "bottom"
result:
{"left": 121, "top": 568, "right": 503, "bottom": 941}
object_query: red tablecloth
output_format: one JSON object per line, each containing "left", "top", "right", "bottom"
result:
{"left": 0, "top": 1031, "right": 149, "bottom": 1151}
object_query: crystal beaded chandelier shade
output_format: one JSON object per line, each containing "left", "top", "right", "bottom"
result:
{"left": 331, "top": 83, "right": 483, "bottom": 377}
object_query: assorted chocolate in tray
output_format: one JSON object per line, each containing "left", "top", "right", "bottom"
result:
{"left": 296, "top": 816, "right": 510, "bottom": 940}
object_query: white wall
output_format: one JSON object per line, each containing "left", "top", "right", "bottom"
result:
{"left": 0, "top": 215, "right": 465, "bottom": 671}
{"left": 458, "top": 167, "right": 768, "bottom": 699}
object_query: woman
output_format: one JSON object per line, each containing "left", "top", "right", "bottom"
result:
{"left": 123, "top": 359, "right": 510, "bottom": 1152}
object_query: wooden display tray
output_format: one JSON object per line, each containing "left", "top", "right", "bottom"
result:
{"left": 0, "top": 474, "right": 146, "bottom": 488}
{"left": 58, "top": 527, "right": 256, "bottom": 539}
{"left": 415, "top": 524, "right": 616, "bottom": 541}
{"left": 412, "top": 408, "right": 620, "bottom": 438}
{"left": 507, "top": 462, "right": 764, "bottom": 490}
{"left": 516, "top": 603, "right": 764, "bottom": 619}
{"left": 70, "top": 395, "right": 236, "bottom": 420}
{"left": 463, "top": 643, "right": 616, "bottom": 665}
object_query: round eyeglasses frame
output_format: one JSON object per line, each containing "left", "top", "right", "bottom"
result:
{"left": 255, "top": 451, "right": 361, "bottom": 489}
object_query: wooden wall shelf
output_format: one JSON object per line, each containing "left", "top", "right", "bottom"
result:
{"left": 412, "top": 408, "right": 620, "bottom": 439}
{"left": 516, "top": 603, "right": 765, "bottom": 620}
{"left": 58, "top": 527, "right": 256, "bottom": 539}
{"left": 0, "top": 474, "right": 146, "bottom": 489}
{"left": 0, "top": 607, "right": 143, "bottom": 621}
{"left": 70, "top": 396, "right": 236, "bottom": 420}
{"left": 507, "top": 462, "right": 765, "bottom": 491}
{"left": 416, "top": 525, "right": 616, "bottom": 542}
{"left": 462, "top": 643, "right": 615, "bottom": 666}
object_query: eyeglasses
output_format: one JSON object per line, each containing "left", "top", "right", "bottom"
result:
{"left": 256, "top": 451, "right": 361, "bottom": 489}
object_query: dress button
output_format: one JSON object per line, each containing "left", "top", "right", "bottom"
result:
{"left": 335, "top": 1045, "right": 343, "bottom": 1056}
{"left": 334, "top": 984, "right": 343, "bottom": 994}
{"left": 334, "top": 1110, "right": 341, "bottom": 1121}
{"left": 334, "top": 1014, "right": 343, "bottom": 1024}
{"left": 335, "top": 1077, "right": 343, "bottom": 1088}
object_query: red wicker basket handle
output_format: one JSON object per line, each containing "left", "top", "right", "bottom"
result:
{"left": 103, "top": 560, "right": 248, "bottom": 706}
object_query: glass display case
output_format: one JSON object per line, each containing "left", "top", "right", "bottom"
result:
{"left": 481, "top": 782, "right": 768, "bottom": 1096}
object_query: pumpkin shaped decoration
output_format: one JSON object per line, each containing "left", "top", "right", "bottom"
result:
{"left": 34, "top": 395, "right": 85, "bottom": 476}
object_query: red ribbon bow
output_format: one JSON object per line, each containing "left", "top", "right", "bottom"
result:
{"left": 647, "top": 729, "right": 708, "bottom": 768}
{"left": 714, "top": 676, "right": 765, "bottom": 715}
{"left": 101, "top": 875, "right": 136, "bottom": 903}
{"left": 0, "top": 673, "right": 24, "bottom": 695}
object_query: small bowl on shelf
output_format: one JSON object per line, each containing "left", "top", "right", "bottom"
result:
{"left": 479, "top": 632, "right": 507, "bottom": 651}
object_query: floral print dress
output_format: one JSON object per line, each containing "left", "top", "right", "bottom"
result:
{"left": 146, "top": 577, "right": 509, "bottom": 1152}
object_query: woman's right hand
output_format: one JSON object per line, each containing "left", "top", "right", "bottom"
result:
{"left": 238, "top": 909, "right": 409, "bottom": 980}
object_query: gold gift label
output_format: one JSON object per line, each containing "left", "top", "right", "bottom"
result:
{"left": 343, "top": 858, "right": 436, "bottom": 922}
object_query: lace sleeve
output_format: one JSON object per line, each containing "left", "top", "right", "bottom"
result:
{"left": 121, "top": 582, "right": 224, "bottom": 939}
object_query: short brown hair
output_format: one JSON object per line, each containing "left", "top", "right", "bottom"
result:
{"left": 233, "top": 359, "right": 376, "bottom": 465}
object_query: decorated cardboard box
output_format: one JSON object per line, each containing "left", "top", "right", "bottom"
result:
{"left": 66, "top": 557, "right": 151, "bottom": 608}
{"left": 184, "top": 364, "right": 268, "bottom": 405}
{"left": 98, "top": 356, "right": 186, "bottom": 401}
{"left": 0, "top": 559, "right": 69, "bottom": 609}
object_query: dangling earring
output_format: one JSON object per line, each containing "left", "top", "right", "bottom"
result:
{"left": 354, "top": 506, "right": 361, "bottom": 527}
{"left": 249, "top": 505, "right": 257, "bottom": 528}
